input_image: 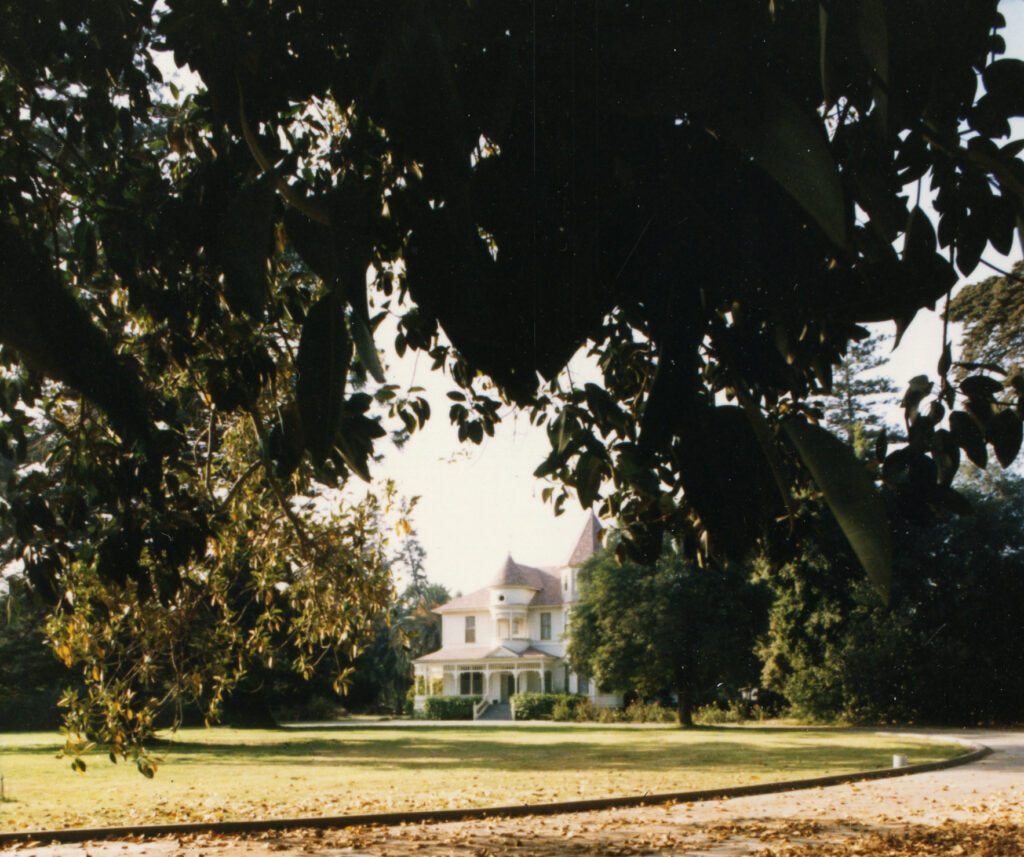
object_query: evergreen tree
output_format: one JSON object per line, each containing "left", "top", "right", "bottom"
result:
{"left": 817, "top": 332, "right": 898, "bottom": 454}
{"left": 948, "top": 259, "right": 1024, "bottom": 377}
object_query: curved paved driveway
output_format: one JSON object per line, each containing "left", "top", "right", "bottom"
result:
{"left": 16, "top": 729, "right": 1024, "bottom": 857}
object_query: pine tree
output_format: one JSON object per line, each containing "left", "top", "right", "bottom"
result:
{"left": 818, "top": 333, "right": 898, "bottom": 454}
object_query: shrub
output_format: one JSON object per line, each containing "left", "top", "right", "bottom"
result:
{"left": 692, "top": 699, "right": 767, "bottom": 725}
{"left": 623, "top": 700, "right": 676, "bottom": 723}
{"left": 551, "top": 699, "right": 576, "bottom": 721}
{"left": 597, "top": 705, "right": 624, "bottom": 723}
{"left": 692, "top": 703, "right": 732, "bottom": 724}
{"left": 423, "top": 695, "right": 480, "bottom": 720}
{"left": 573, "top": 700, "right": 602, "bottom": 721}
{"left": 547, "top": 696, "right": 677, "bottom": 723}
{"left": 510, "top": 693, "right": 581, "bottom": 720}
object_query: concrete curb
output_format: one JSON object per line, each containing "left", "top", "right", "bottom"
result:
{"left": 0, "top": 737, "right": 991, "bottom": 845}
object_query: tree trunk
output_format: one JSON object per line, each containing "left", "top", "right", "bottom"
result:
{"left": 675, "top": 664, "right": 694, "bottom": 727}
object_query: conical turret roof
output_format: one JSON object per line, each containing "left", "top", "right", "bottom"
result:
{"left": 489, "top": 554, "right": 544, "bottom": 589}
{"left": 567, "top": 512, "right": 603, "bottom": 566}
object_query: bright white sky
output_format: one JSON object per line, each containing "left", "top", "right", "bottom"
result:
{"left": 160, "top": 8, "right": 1024, "bottom": 598}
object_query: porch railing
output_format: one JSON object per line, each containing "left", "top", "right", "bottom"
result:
{"left": 472, "top": 698, "right": 490, "bottom": 720}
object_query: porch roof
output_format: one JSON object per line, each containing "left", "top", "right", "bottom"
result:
{"left": 413, "top": 644, "right": 560, "bottom": 664}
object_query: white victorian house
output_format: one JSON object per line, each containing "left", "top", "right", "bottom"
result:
{"left": 412, "top": 514, "right": 622, "bottom": 715}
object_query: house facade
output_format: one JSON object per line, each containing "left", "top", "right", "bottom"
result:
{"left": 412, "top": 514, "right": 622, "bottom": 713}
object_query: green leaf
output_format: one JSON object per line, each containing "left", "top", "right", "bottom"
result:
{"left": 284, "top": 209, "right": 339, "bottom": 285}
{"left": 903, "top": 207, "right": 936, "bottom": 267}
{"left": 987, "top": 408, "right": 1023, "bottom": 468}
{"left": 960, "top": 374, "right": 1004, "bottom": 401}
{"left": 218, "top": 177, "right": 275, "bottom": 317}
{"left": 937, "top": 342, "right": 952, "bottom": 378}
{"left": 900, "top": 374, "right": 933, "bottom": 424}
{"left": 73, "top": 221, "right": 97, "bottom": 279}
{"left": 296, "top": 293, "right": 352, "bottom": 464}
{"left": 855, "top": 0, "right": 889, "bottom": 134}
{"left": 574, "top": 451, "right": 603, "bottom": 510}
{"left": 713, "top": 86, "right": 849, "bottom": 249}
{"left": 819, "top": 4, "right": 834, "bottom": 107}
{"left": 349, "top": 309, "right": 386, "bottom": 384}
{"left": 949, "top": 410, "right": 987, "bottom": 468}
{"left": 783, "top": 418, "right": 892, "bottom": 604}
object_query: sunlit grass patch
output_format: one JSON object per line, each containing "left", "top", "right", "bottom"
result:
{"left": 0, "top": 724, "right": 962, "bottom": 832}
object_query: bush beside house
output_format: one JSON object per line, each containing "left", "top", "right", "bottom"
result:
{"left": 510, "top": 693, "right": 583, "bottom": 720}
{"left": 423, "top": 695, "right": 481, "bottom": 719}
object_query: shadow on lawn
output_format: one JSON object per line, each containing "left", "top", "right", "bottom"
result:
{"left": 129, "top": 727, "right": 943, "bottom": 774}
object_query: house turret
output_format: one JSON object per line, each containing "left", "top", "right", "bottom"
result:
{"left": 489, "top": 555, "right": 541, "bottom": 642}
{"left": 561, "top": 512, "right": 603, "bottom": 602}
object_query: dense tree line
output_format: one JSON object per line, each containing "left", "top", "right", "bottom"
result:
{"left": 757, "top": 475, "right": 1024, "bottom": 724}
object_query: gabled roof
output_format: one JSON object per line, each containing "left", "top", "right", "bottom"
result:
{"left": 567, "top": 512, "right": 603, "bottom": 567}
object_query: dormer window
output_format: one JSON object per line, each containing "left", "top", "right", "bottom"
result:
{"left": 465, "top": 615, "right": 476, "bottom": 643}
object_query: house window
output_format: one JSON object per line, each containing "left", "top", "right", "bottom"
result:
{"left": 578, "top": 674, "right": 590, "bottom": 694}
{"left": 459, "top": 672, "right": 483, "bottom": 695}
{"left": 563, "top": 577, "right": 568, "bottom": 592}
{"left": 497, "top": 618, "right": 510, "bottom": 640}
{"left": 544, "top": 670, "right": 552, "bottom": 693}
{"left": 540, "top": 612, "right": 552, "bottom": 640}
{"left": 465, "top": 616, "right": 476, "bottom": 643}
{"left": 512, "top": 618, "right": 522, "bottom": 637}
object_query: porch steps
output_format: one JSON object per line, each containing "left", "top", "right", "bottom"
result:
{"left": 476, "top": 703, "right": 513, "bottom": 721}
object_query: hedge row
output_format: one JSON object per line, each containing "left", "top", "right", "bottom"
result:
{"left": 422, "top": 695, "right": 481, "bottom": 720}
{"left": 510, "top": 692, "right": 584, "bottom": 720}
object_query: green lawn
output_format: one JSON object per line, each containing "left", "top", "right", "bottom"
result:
{"left": 0, "top": 724, "right": 962, "bottom": 832}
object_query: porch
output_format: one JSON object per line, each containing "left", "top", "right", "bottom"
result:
{"left": 412, "top": 655, "right": 565, "bottom": 714}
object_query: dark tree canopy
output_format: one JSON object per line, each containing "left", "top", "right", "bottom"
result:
{"left": 4, "top": 1, "right": 1024, "bottom": 751}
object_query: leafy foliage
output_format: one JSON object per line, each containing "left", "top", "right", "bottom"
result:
{"left": 757, "top": 478, "right": 1024, "bottom": 724}
{"left": 344, "top": 574, "right": 449, "bottom": 714}
{"left": 4, "top": 0, "right": 1024, "bottom": 755}
{"left": 509, "top": 693, "right": 583, "bottom": 721}
{"left": 0, "top": 0, "right": 1022, "bottom": 590}
{"left": 568, "top": 543, "right": 766, "bottom": 725}
{"left": 422, "top": 695, "right": 480, "bottom": 720}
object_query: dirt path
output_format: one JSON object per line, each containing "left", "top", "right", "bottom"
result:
{"left": 9, "top": 730, "right": 1023, "bottom": 857}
